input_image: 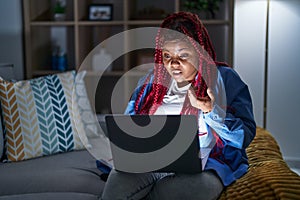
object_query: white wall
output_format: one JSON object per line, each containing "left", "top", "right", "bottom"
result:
{"left": 234, "top": 0, "right": 267, "bottom": 127}
{"left": 234, "top": 0, "right": 300, "bottom": 162}
{"left": 267, "top": 0, "right": 300, "bottom": 161}
{"left": 0, "top": 0, "right": 24, "bottom": 80}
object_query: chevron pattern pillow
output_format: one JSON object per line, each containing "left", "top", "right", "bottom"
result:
{"left": 0, "top": 71, "right": 92, "bottom": 162}
{"left": 74, "top": 71, "right": 100, "bottom": 138}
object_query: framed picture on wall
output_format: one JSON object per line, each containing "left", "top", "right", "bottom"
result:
{"left": 88, "top": 4, "right": 113, "bottom": 21}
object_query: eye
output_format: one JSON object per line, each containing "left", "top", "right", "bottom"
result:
{"left": 163, "top": 53, "right": 171, "bottom": 59}
{"left": 179, "top": 53, "right": 189, "bottom": 59}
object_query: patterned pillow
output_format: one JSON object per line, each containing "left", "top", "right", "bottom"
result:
{"left": 74, "top": 71, "right": 100, "bottom": 138}
{"left": 0, "top": 71, "right": 96, "bottom": 162}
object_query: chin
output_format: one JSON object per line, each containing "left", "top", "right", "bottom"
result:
{"left": 175, "top": 78, "right": 188, "bottom": 83}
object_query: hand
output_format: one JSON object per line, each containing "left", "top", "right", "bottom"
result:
{"left": 188, "top": 87, "right": 215, "bottom": 113}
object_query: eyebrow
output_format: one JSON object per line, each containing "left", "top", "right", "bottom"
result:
{"left": 162, "top": 47, "right": 190, "bottom": 52}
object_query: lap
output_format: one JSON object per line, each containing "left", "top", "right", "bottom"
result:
{"left": 147, "top": 170, "right": 224, "bottom": 200}
{"left": 101, "top": 169, "right": 167, "bottom": 200}
{"left": 101, "top": 170, "right": 223, "bottom": 200}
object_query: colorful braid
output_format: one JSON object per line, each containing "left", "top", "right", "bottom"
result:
{"left": 135, "top": 11, "right": 225, "bottom": 115}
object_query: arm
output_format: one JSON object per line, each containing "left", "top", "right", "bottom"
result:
{"left": 124, "top": 71, "right": 153, "bottom": 114}
{"left": 188, "top": 67, "right": 256, "bottom": 149}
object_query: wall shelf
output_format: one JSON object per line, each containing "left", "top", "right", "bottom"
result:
{"left": 23, "top": 0, "right": 233, "bottom": 113}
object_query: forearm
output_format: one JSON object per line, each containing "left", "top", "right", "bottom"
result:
{"left": 203, "top": 102, "right": 256, "bottom": 149}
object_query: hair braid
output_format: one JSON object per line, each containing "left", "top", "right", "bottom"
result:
{"left": 135, "top": 11, "right": 225, "bottom": 115}
{"left": 134, "top": 74, "right": 151, "bottom": 113}
{"left": 138, "top": 30, "right": 171, "bottom": 114}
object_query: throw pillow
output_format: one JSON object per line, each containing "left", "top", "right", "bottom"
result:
{"left": 0, "top": 71, "right": 94, "bottom": 162}
{"left": 74, "top": 71, "right": 100, "bottom": 138}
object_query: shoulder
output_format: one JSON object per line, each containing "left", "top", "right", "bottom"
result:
{"left": 216, "top": 66, "right": 250, "bottom": 105}
{"left": 137, "top": 69, "right": 154, "bottom": 87}
{"left": 217, "top": 66, "right": 242, "bottom": 80}
{"left": 217, "top": 66, "right": 246, "bottom": 88}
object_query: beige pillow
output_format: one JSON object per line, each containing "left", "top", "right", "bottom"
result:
{"left": 0, "top": 71, "right": 96, "bottom": 161}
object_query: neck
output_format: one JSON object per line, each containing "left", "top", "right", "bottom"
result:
{"left": 176, "top": 81, "right": 191, "bottom": 88}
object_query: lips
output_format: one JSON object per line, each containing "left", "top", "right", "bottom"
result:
{"left": 172, "top": 70, "right": 182, "bottom": 75}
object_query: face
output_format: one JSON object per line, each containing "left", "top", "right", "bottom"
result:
{"left": 162, "top": 40, "right": 198, "bottom": 87}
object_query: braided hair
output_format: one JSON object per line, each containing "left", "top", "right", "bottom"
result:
{"left": 134, "top": 12, "right": 226, "bottom": 115}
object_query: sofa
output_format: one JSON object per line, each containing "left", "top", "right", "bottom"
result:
{"left": 0, "top": 150, "right": 105, "bottom": 200}
{"left": 0, "top": 70, "right": 108, "bottom": 200}
{"left": 0, "top": 71, "right": 300, "bottom": 200}
{"left": 219, "top": 127, "right": 300, "bottom": 200}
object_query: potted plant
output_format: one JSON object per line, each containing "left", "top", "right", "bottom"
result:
{"left": 183, "top": 0, "right": 223, "bottom": 19}
{"left": 53, "top": 0, "right": 66, "bottom": 21}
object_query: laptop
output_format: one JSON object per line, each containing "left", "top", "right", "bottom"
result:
{"left": 105, "top": 114, "right": 202, "bottom": 174}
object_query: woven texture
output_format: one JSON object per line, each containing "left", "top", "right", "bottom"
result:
{"left": 219, "top": 127, "right": 300, "bottom": 200}
{"left": 0, "top": 71, "right": 91, "bottom": 161}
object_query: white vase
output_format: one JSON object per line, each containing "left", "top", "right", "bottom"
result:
{"left": 92, "top": 48, "right": 113, "bottom": 71}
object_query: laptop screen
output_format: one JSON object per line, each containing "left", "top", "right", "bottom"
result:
{"left": 105, "top": 115, "right": 202, "bottom": 174}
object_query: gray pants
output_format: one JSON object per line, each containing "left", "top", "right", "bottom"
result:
{"left": 101, "top": 169, "right": 223, "bottom": 200}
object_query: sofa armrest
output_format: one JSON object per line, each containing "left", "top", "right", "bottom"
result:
{"left": 219, "top": 127, "right": 300, "bottom": 199}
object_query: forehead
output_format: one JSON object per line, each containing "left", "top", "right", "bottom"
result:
{"left": 162, "top": 40, "right": 193, "bottom": 50}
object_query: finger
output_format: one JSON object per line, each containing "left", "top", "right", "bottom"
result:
{"left": 207, "top": 88, "right": 215, "bottom": 102}
{"left": 197, "top": 96, "right": 210, "bottom": 102}
{"left": 188, "top": 90, "right": 198, "bottom": 106}
{"left": 188, "top": 88, "right": 196, "bottom": 98}
{"left": 188, "top": 90, "right": 195, "bottom": 102}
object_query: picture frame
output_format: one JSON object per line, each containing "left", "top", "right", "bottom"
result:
{"left": 88, "top": 4, "right": 113, "bottom": 21}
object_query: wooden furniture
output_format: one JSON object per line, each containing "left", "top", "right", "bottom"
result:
{"left": 23, "top": 0, "right": 233, "bottom": 113}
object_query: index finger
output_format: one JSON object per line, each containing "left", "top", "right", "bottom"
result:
{"left": 207, "top": 88, "right": 215, "bottom": 102}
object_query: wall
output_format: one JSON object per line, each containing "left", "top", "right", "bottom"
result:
{"left": 266, "top": 0, "right": 300, "bottom": 162}
{"left": 234, "top": 0, "right": 300, "bottom": 162}
{"left": 1, "top": 0, "right": 299, "bottom": 161}
{"left": 0, "top": 0, "right": 24, "bottom": 80}
{"left": 233, "top": 0, "right": 267, "bottom": 128}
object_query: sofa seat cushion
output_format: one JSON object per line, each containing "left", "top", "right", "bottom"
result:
{"left": 0, "top": 192, "right": 99, "bottom": 200}
{"left": 0, "top": 150, "right": 104, "bottom": 198}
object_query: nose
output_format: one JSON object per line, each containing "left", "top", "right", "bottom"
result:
{"left": 171, "top": 59, "right": 180, "bottom": 68}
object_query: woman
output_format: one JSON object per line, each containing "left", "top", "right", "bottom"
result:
{"left": 101, "top": 11, "right": 256, "bottom": 200}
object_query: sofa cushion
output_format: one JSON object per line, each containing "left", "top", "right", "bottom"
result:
{"left": 0, "top": 71, "right": 93, "bottom": 162}
{"left": 0, "top": 192, "right": 99, "bottom": 200}
{"left": 0, "top": 150, "right": 105, "bottom": 198}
